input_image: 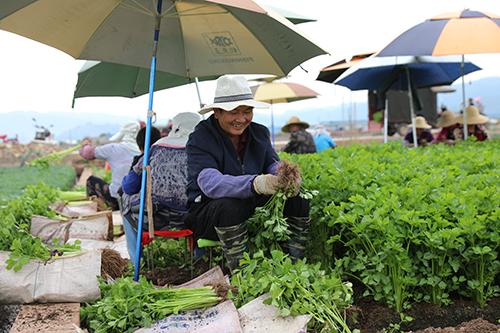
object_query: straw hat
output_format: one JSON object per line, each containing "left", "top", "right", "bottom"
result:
{"left": 155, "top": 112, "right": 201, "bottom": 147}
{"left": 199, "top": 75, "right": 269, "bottom": 114}
{"left": 282, "top": 116, "right": 310, "bottom": 133}
{"left": 415, "top": 116, "right": 432, "bottom": 129}
{"left": 457, "top": 106, "right": 489, "bottom": 125}
{"left": 436, "top": 110, "right": 459, "bottom": 128}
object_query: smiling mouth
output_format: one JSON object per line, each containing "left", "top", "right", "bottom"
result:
{"left": 231, "top": 123, "right": 245, "bottom": 130}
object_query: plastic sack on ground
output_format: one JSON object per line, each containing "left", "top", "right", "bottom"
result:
{"left": 175, "top": 266, "right": 227, "bottom": 289}
{"left": 66, "top": 237, "right": 130, "bottom": 260}
{"left": 31, "top": 212, "right": 112, "bottom": 243}
{"left": 134, "top": 300, "right": 241, "bottom": 333}
{"left": 238, "top": 293, "right": 311, "bottom": 333}
{"left": 51, "top": 201, "right": 98, "bottom": 217}
{"left": 0, "top": 250, "right": 101, "bottom": 304}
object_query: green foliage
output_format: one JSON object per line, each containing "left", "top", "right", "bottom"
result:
{"left": 142, "top": 237, "right": 189, "bottom": 269}
{"left": 231, "top": 250, "right": 353, "bottom": 332}
{"left": 0, "top": 183, "right": 80, "bottom": 271}
{"left": 247, "top": 191, "right": 290, "bottom": 252}
{"left": 0, "top": 165, "right": 75, "bottom": 203}
{"left": 284, "top": 140, "right": 500, "bottom": 310}
{"left": 81, "top": 277, "right": 220, "bottom": 333}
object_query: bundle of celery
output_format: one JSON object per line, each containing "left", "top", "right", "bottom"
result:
{"left": 82, "top": 277, "right": 223, "bottom": 333}
{"left": 29, "top": 144, "right": 81, "bottom": 168}
{"left": 58, "top": 189, "right": 87, "bottom": 202}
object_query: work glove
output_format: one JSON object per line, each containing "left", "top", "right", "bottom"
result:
{"left": 253, "top": 174, "right": 280, "bottom": 196}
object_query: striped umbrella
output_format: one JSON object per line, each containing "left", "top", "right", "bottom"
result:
{"left": 251, "top": 82, "right": 318, "bottom": 144}
{"left": 317, "top": 52, "right": 375, "bottom": 83}
{"left": 377, "top": 9, "right": 500, "bottom": 138}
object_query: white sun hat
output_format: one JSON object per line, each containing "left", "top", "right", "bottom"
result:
{"left": 155, "top": 112, "right": 201, "bottom": 147}
{"left": 199, "top": 75, "right": 269, "bottom": 115}
{"left": 110, "top": 122, "right": 140, "bottom": 144}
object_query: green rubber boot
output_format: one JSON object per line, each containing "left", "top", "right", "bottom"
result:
{"left": 214, "top": 223, "right": 248, "bottom": 272}
{"left": 285, "top": 216, "right": 311, "bottom": 261}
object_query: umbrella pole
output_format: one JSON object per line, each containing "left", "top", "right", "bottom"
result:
{"left": 134, "top": 0, "right": 163, "bottom": 282}
{"left": 271, "top": 102, "right": 275, "bottom": 146}
{"left": 461, "top": 55, "right": 468, "bottom": 140}
{"left": 406, "top": 68, "right": 418, "bottom": 147}
{"left": 194, "top": 77, "right": 204, "bottom": 109}
{"left": 384, "top": 98, "right": 388, "bottom": 144}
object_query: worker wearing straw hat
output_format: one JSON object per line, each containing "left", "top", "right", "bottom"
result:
{"left": 454, "top": 106, "right": 489, "bottom": 141}
{"left": 281, "top": 116, "right": 317, "bottom": 154}
{"left": 403, "top": 116, "right": 434, "bottom": 147}
{"left": 185, "top": 75, "right": 311, "bottom": 271}
{"left": 434, "top": 110, "right": 460, "bottom": 144}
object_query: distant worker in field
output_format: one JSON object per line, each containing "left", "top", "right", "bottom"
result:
{"left": 433, "top": 110, "right": 459, "bottom": 145}
{"left": 454, "top": 106, "right": 489, "bottom": 141}
{"left": 79, "top": 122, "right": 141, "bottom": 210}
{"left": 282, "top": 116, "right": 317, "bottom": 154}
{"left": 403, "top": 116, "right": 434, "bottom": 147}
{"left": 311, "top": 125, "right": 336, "bottom": 152}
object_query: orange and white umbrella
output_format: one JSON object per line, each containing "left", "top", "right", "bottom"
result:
{"left": 377, "top": 9, "right": 500, "bottom": 138}
{"left": 251, "top": 82, "right": 319, "bottom": 144}
{"left": 0, "top": 1, "right": 326, "bottom": 78}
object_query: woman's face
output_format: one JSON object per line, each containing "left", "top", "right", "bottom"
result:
{"left": 214, "top": 106, "right": 253, "bottom": 137}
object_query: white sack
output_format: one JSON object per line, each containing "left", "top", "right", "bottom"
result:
{"left": 0, "top": 250, "right": 101, "bottom": 304}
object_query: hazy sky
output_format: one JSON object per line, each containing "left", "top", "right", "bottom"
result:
{"left": 1, "top": 0, "right": 500, "bottom": 123}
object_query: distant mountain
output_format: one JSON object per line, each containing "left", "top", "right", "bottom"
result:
{"left": 253, "top": 103, "right": 369, "bottom": 129}
{"left": 2, "top": 77, "right": 497, "bottom": 143}
{"left": 439, "top": 77, "right": 500, "bottom": 118}
{"left": 57, "top": 122, "right": 120, "bottom": 142}
{"left": 0, "top": 111, "right": 135, "bottom": 143}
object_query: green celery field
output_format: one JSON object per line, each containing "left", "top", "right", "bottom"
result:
{"left": 0, "top": 165, "right": 76, "bottom": 204}
{"left": 285, "top": 140, "right": 499, "bottom": 312}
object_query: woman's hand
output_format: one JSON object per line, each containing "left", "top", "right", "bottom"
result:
{"left": 253, "top": 174, "right": 280, "bottom": 195}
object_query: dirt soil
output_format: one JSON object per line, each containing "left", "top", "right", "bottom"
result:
{"left": 9, "top": 303, "right": 80, "bottom": 333}
{"left": 144, "top": 259, "right": 212, "bottom": 286}
{"left": 410, "top": 318, "right": 500, "bottom": 333}
{"left": 0, "top": 305, "right": 20, "bottom": 333}
{"left": 350, "top": 297, "right": 500, "bottom": 333}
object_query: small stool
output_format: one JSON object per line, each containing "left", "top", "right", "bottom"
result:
{"left": 142, "top": 229, "right": 194, "bottom": 277}
{"left": 197, "top": 238, "right": 221, "bottom": 268}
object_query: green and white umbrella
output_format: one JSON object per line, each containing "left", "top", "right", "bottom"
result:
{"left": 73, "top": 60, "right": 218, "bottom": 106}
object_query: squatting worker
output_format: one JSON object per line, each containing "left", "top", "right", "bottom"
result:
{"left": 184, "top": 75, "right": 311, "bottom": 271}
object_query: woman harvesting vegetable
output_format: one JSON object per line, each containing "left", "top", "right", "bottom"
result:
{"left": 79, "top": 122, "right": 141, "bottom": 210}
{"left": 185, "top": 75, "right": 311, "bottom": 271}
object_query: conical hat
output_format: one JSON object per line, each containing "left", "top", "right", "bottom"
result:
{"left": 282, "top": 116, "right": 310, "bottom": 133}
{"left": 436, "top": 110, "right": 459, "bottom": 128}
{"left": 457, "top": 106, "right": 489, "bottom": 125}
